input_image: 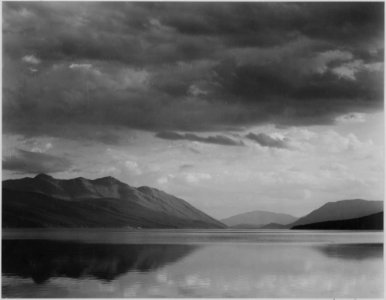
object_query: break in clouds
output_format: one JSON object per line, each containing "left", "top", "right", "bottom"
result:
{"left": 3, "top": 2, "right": 384, "bottom": 143}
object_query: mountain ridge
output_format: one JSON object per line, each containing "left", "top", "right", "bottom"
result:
{"left": 289, "top": 199, "right": 383, "bottom": 227}
{"left": 292, "top": 212, "right": 383, "bottom": 230}
{"left": 221, "top": 209, "right": 297, "bottom": 228}
{"left": 2, "top": 174, "right": 225, "bottom": 229}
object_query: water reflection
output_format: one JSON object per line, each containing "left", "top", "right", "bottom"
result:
{"left": 2, "top": 240, "right": 199, "bottom": 284}
{"left": 2, "top": 232, "right": 383, "bottom": 298}
{"left": 316, "top": 243, "right": 383, "bottom": 260}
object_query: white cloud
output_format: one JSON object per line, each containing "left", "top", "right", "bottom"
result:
{"left": 69, "top": 63, "right": 92, "bottom": 69}
{"left": 364, "top": 62, "right": 383, "bottom": 72}
{"left": 68, "top": 63, "right": 149, "bottom": 90}
{"left": 184, "top": 172, "right": 212, "bottom": 184}
{"left": 18, "top": 138, "right": 54, "bottom": 154}
{"left": 331, "top": 59, "right": 383, "bottom": 81}
{"left": 157, "top": 176, "right": 169, "bottom": 186}
{"left": 148, "top": 18, "right": 174, "bottom": 33}
{"left": 188, "top": 84, "right": 207, "bottom": 97}
{"left": 118, "top": 68, "right": 149, "bottom": 90}
{"left": 281, "top": 128, "right": 375, "bottom": 156}
{"left": 312, "top": 50, "right": 353, "bottom": 74}
{"left": 332, "top": 59, "right": 362, "bottom": 80}
{"left": 98, "top": 166, "right": 119, "bottom": 176}
{"left": 125, "top": 160, "right": 142, "bottom": 175}
{"left": 22, "top": 54, "right": 41, "bottom": 65}
{"left": 18, "top": 8, "right": 33, "bottom": 18}
{"left": 31, "top": 142, "right": 53, "bottom": 153}
{"left": 336, "top": 113, "right": 366, "bottom": 124}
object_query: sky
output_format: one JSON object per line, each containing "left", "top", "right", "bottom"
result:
{"left": 2, "top": 2, "right": 384, "bottom": 219}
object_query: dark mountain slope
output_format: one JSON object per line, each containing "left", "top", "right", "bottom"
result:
{"left": 292, "top": 212, "right": 383, "bottom": 230}
{"left": 2, "top": 174, "right": 225, "bottom": 229}
{"left": 289, "top": 199, "right": 383, "bottom": 227}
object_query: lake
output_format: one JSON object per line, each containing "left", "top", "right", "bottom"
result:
{"left": 2, "top": 229, "right": 383, "bottom": 298}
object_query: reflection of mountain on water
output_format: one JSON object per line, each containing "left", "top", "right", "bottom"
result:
{"left": 2, "top": 240, "right": 199, "bottom": 284}
{"left": 315, "top": 243, "right": 383, "bottom": 261}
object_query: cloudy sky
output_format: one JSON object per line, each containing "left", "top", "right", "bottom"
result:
{"left": 2, "top": 2, "right": 384, "bottom": 218}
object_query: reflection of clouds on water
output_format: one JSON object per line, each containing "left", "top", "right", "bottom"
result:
{"left": 110, "top": 242, "right": 383, "bottom": 298}
{"left": 183, "top": 274, "right": 211, "bottom": 288}
{"left": 123, "top": 283, "right": 141, "bottom": 297}
{"left": 153, "top": 243, "right": 383, "bottom": 298}
{"left": 156, "top": 271, "right": 169, "bottom": 283}
{"left": 2, "top": 241, "right": 383, "bottom": 298}
{"left": 97, "top": 281, "right": 116, "bottom": 293}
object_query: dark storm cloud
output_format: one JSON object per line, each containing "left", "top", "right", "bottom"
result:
{"left": 156, "top": 132, "right": 244, "bottom": 146}
{"left": 246, "top": 133, "right": 289, "bottom": 149}
{"left": 3, "top": 149, "right": 72, "bottom": 174}
{"left": 2, "top": 2, "right": 383, "bottom": 141}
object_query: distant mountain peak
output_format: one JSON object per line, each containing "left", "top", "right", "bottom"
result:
{"left": 92, "top": 176, "right": 123, "bottom": 184}
{"left": 138, "top": 185, "right": 153, "bottom": 191}
{"left": 72, "top": 177, "right": 87, "bottom": 181}
{"left": 221, "top": 209, "right": 297, "bottom": 227}
{"left": 34, "top": 173, "right": 54, "bottom": 180}
{"left": 102, "top": 176, "right": 116, "bottom": 180}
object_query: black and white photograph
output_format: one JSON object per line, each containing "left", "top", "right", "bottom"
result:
{"left": 1, "top": 1, "right": 384, "bottom": 298}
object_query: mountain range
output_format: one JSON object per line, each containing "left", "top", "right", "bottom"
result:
{"left": 288, "top": 199, "right": 383, "bottom": 228}
{"left": 2, "top": 174, "right": 225, "bottom": 228}
{"left": 222, "top": 199, "right": 383, "bottom": 230}
{"left": 2, "top": 174, "right": 383, "bottom": 230}
{"left": 221, "top": 210, "right": 297, "bottom": 228}
{"left": 292, "top": 212, "right": 383, "bottom": 230}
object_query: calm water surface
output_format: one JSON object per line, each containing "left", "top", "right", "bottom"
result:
{"left": 2, "top": 229, "right": 383, "bottom": 298}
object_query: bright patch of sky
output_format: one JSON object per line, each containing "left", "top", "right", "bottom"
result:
{"left": 3, "top": 111, "right": 383, "bottom": 218}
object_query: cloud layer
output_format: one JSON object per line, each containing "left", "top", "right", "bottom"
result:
{"left": 2, "top": 2, "right": 384, "bottom": 141}
{"left": 3, "top": 149, "right": 72, "bottom": 174}
{"left": 246, "top": 133, "right": 289, "bottom": 149}
{"left": 156, "top": 131, "right": 243, "bottom": 146}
